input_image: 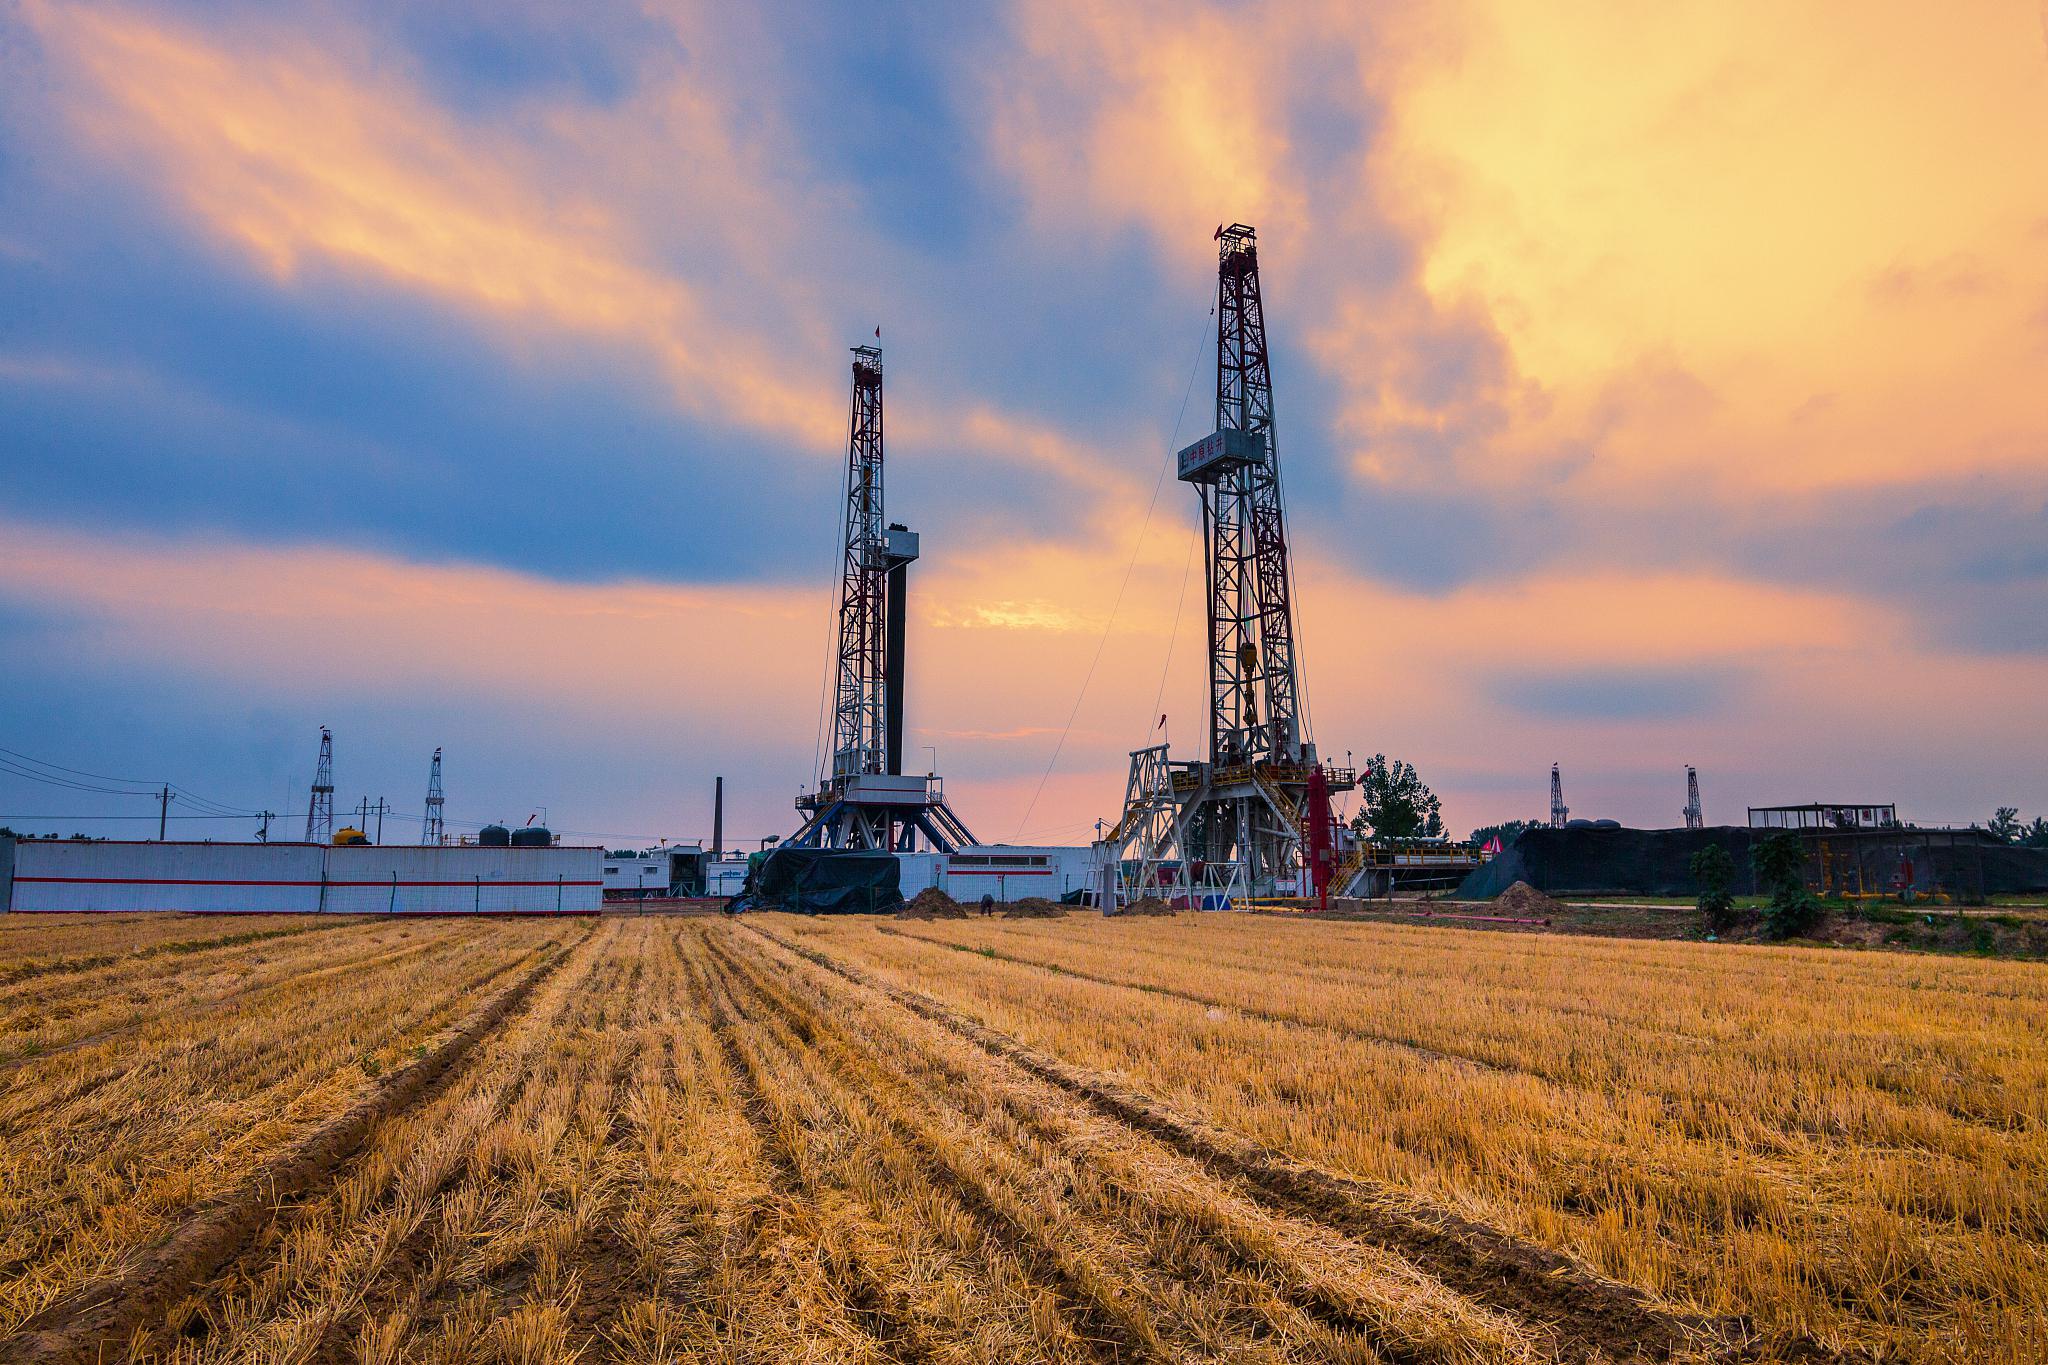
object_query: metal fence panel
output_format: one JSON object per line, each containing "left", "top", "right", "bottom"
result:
{"left": 7, "top": 841, "right": 325, "bottom": 912}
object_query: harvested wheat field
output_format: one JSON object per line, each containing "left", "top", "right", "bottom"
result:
{"left": 0, "top": 913, "right": 2041, "bottom": 1364}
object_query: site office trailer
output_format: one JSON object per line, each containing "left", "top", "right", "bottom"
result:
{"left": 2, "top": 839, "right": 600, "bottom": 914}
{"left": 898, "top": 845, "right": 1099, "bottom": 903}
{"left": 7, "top": 840, "right": 326, "bottom": 913}
{"left": 320, "top": 845, "right": 602, "bottom": 913}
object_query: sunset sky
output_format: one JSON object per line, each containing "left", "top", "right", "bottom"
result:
{"left": 2, "top": 1, "right": 2045, "bottom": 847}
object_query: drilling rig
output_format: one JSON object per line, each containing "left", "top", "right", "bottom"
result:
{"left": 1682, "top": 766, "right": 1703, "bottom": 829}
{"left": 1104, "top": 225, "right": 1353, "bottom": 902}
{"left": 787, "top": 344, "right": 976, "bottom": 852}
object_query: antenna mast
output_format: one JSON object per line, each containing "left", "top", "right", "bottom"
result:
{"left": 304, "top": 727, "right": 334, "bottom": 844}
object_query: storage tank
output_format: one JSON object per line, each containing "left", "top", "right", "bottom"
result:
{"left": 479, "top": 824, "right": 512, "bottom": 847}
{"left": 511, "top": 825, "right": 553, "bottom": 848}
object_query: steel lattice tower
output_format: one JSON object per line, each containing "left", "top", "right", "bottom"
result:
{"left": 789, "top": 343, "right": 973, "bottom": 853}
{"left": 1199, "top": 224, "right": 1303, "bottom": 767}
{"left": 1549, "top": 764, "right": 1570, "bottom": 828}
{"left": 1120, "top": 223, "right": 1350, "bottom": 898}
{"left": 829, "top": 346, "right": 888, "bottom": 784}
{"left": 424, "top": 747, "right": 446, "bottom": 846}
{"left": 1683, "top": 766, "right": 1703, "bottom": 830}
{"left": 304, "top": 727, "right": 334, "bottom": 844}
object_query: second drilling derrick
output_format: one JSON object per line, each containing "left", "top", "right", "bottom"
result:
{"left": 789, "top": 345, "right": 974, "bottom": 852}
{"left": 1108, "top": 225, "right": 1353, "bottom": 900}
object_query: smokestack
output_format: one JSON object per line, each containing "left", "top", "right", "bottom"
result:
{"left": 712, "top": 776, "right": 724, "bottom": 860}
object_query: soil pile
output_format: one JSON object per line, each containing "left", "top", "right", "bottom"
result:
{"left": 1002, "top": 897, "right": 1068, "bottom": 920}
{"left": 1119, "top": 896, "right": 1178, "bottom": 917}
{"left": 1494, "top": 882, "right": 1565, "bottom": 918}
{"left": 897, "top": 887, "right": 969, "bottom": 920}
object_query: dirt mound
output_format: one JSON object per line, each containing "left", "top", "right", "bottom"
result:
{"left": 1001, "top": 897, "right": 1068, "bottom": 919}
{"left": 1493, "top": 881, "right": 1565, "bottom": 918}
{"left": 897, "top": 887, "right": 969, "bottom": 920}
{"left": 1119, "top": 896, "right": 1178, "bottom": 917}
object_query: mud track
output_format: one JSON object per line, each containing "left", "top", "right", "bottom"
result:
{"left": 746, "top": 921, "right": 1792, "bottom": 1365}
{"left": 1, "top": 935, "right": 578, "bottom": 1365}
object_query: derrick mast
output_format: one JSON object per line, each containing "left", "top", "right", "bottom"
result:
{"left": 1110, "top": 223, "right": 1350, "bottom": 899}
{"left": 790, "top": 344, "right": 973, "bottom": 852}
{"left": 1190, "top": 224, "right": 1303, "bottom": 767}
{"left": 424, "top": 747, "right": 446, "bottom": 846}
{"left": 1550, "top": 764, "right": 1569, "bottom": 828}
{"left": 829, "top": 346, "right": 888, "bottom": 783}
{"left": 303, "top": 727, "right": 334, "bottom": 844}
{"left": 1683, "top": 766, "right": 1703, "bottom": 830}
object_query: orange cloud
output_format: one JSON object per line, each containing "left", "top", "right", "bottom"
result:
{"left": 21, "top": 1, "right": 1152, "bottom": 518}
{"left": 985, "top": 0, "right": 2048, "bottom": 499}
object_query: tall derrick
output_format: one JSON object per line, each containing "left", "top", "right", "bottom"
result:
{"left": 303, "top": 727, "right": 334, "bottom": 844}
{"left": 790, "top": 344, "right": 973, "bottom": 852}
{"left": 1109, "top": 224, "right": 1352, "bottom": 901}
{"left": 424, "top": 747, "right": 446, "bottom": 846}
{"left": 828, "top": 346, "right": 888, "bottom": 783}
{"left": 1550, "top": 764, "right": 1570, "bottom": 828}
{"left": 1199, "top": 223, "right": 1303, "bottom": 767}
{"left": 1683, "top": 766, "right": 1703, "bottom": 829}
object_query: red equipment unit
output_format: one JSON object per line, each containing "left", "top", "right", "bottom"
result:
{"left": 1305, "top": 764, "right": 1335, "bottom": 911}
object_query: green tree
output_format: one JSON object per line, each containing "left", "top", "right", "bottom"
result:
{"left": 1751, "top": 832, "right": 1819, "bottom": 939}
{"left": 1689, "top": 842, "right": 1737, "bottom": 934}
{"left": 1470, "top": 819, "right": 1540, "bottom": 848}
{"left": 1987, "top": 807, "right": 2023, "bottom": 845}
{"left": 1349, "top": 755, "right": 1444, "bottom": 840}
{"left": 2025, "top": 817, "right": 2048, "bottom": 851}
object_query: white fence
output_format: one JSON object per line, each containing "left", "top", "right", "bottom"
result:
{"left": 3, "top": 839, "right": 600, "bottom": 914}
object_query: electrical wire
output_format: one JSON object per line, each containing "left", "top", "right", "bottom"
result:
{"left": 0, "top": 745, "right": 159, "bottom": 787}
{"left": 1012, "top": 306, "right": 1214, "bottom": 840}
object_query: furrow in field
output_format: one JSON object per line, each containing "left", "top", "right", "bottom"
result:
{"left": 0, "top": 915, "right": 367, "bottom": 987}
{"left": 174, "top": 921, "right": 617, "bottom": 1363}
{"left": 718, "top": 927, "right": 1565, "bottom": 1365}
{"left": 0, "top": 926, "right": 567, "bottom": 1330}
{"left": 0, "top": 916, "right": 464, "bottom": 1069}
{"left": 701, "top": 927, "right": 1162, "bottom": 1363}
{"left": 0, "top": 926, "right": 581, "bottom": 1365}
{"left": 724, "top": 925, "right": 1560, "bottom": 1365}
{"left": 749, "top": 920, "right": 1769, "bottom": 1365}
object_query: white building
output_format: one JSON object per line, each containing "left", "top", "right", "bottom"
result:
{"left": 897, "top": 845, "right": 1100, "bottom": 904}
{"left": 2, "top": 837, "right": 602, "bottom": 914}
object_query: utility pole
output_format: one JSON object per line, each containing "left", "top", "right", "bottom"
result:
{"left": 1683, "top": 766, "right": 1703, "bottom": 830}
{"left": 1549, "top": 764, "right": 1569, "bottom": 828}
{"left": 256, "top": 810, "right": 273, "bottom": 843}
{"left": 159, "top": 785, "right": 172, "bottom": 840}
{"left": 424, "top": 748, "right": 445, "bottom": 846}
{"left": 304, "top": 727, "right": 334, "bottom": 843}
{"left": 373, "top": 798, "right": 388, "bottom": 845}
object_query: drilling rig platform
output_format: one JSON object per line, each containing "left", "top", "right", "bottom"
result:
{"left": 1105, "top": 225, "right": 1355, "bottom": 904}
{"left": 787, "top": 344, "right": 977, "bottom": 853}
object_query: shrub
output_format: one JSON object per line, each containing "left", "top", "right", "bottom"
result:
{"left": 1689, "top": 843, "right": 1737, "bottom": 934}
{"left": 1752, "top": 833, "right": 1820, "bottom": 939}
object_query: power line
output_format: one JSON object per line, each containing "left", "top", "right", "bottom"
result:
{"left": 0, "top": 745, "right": 159, "bottom": 787}
{"left": 1012, "top": 306, "right": 1214, "bottom": 840}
